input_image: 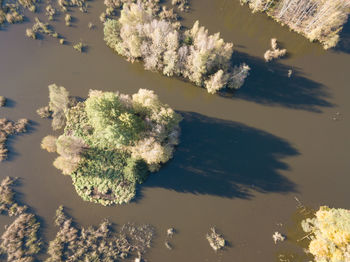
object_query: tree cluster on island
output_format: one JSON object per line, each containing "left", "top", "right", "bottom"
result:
{"left": 104, "top": 2, "right": 250, "bottom": 94}
{"left": 40, "top": 84, "right": 182, "bottom": 206}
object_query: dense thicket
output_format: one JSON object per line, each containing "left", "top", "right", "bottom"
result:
{"left": 41, "top": 86, "right": 182, "bottom": 205}
{"left": 241, "top": 0, "right": 350, "bottom": 49}
{"left": 302, "top": 206, "right": 350, "bottom": 262}
{"left": 104, "top": 2, "right": 250, "bottom": 94}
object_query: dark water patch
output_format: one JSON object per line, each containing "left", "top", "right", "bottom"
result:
{"left": 336, "top": 18, "right": 350, "bottom": 54}
{"left": 144, "top": 112, "right": 298, "bottom": 199}
{"left": 231, "top": 52, "right": 333, "bottom": 112}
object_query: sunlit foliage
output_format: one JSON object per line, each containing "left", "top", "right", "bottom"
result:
{"left": 104, "top": 2, "right": 250, "bottom": 94}
{"left": 302, "top": 206, "right": 350, "bottom": 262}
{"left": 42, "top": 86, "right": 181, "bottom": 205}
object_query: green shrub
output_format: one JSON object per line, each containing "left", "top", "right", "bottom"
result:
{"left": 124, "top": 158, "right": 149, "bottom": 183}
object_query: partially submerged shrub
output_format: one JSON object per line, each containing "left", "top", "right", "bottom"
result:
{"left": 206, "top": 227, "right": 226, "bottom": 251}
{"left": 0, "top": 177, "right": 16, "bottom": 213}
{"left": 57, "top": 0, "right": 88, "bottom": 13}
{"left": 301, "top": 206, "right": 350, "bottom": 262}
{"left": 41, "top": 87, "right": 181, "bottom": 205}
{"left": 0, "top": 96, "right": 6, "bottom": 107}
{"left": 0, "top": 213, "right": 41, "bottom": 261}
{"left": 272, "top": 231, "right": 286, "bottom": 244}
{"left": 104, "top": 2, "right": 250, "bottom": 94}
{"left": 0, "top": 177, "right": 41, "bottom": 261}
{"left": 29, "top": 17, "right": 59, "bottom": 39}
{"left": 171, "top": 0, "right": 189, "bottom": 12}
{"left": 36, "top": 106, "right": 51, "bottom": 118}
{"left": 0, "top": 118, "right": 29, "bottom": 162}
{"left": 65, "top": 14, "right": 71, "bottom": 26}
{"left": 73, "top": 42, "right": 84, "bottom": 52}
{"left": 26, "top": 28, "right": 36, "bottom": 39}
{"left": 41, "top": 135, "right": 57, "bottom": 152}
{"left": 45, "top": 4, "right": 56, "bottom": 20}
{"left": 264, "top": 38, "right": 287, "bottom": 62}
{"left": 241, "top": 0, "right": 350, "bottom": 49}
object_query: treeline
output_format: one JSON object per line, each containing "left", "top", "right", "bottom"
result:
{"left": 104, "top": 2, "right": 250, "bottom": 94}
{"left": 241, "top": 0, "right": 350, "bottom": 49}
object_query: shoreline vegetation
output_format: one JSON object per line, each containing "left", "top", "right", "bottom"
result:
{"left": 39, "top": 84, "right": 181, "bottom": 205}
{"left": 103, "top": 1, "right": 250, "bottom": 94}
{"left": 240, "top": 0, "right": 350, "bottom": 49}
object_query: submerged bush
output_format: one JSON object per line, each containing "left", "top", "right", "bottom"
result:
{"left": 241, "top": 0, "right": 350, "bottom": 49}
{"left": 0, "top": 177, "right": 41, "bottom": 261}
{"left": 41, "top": 135, "right": 58, "bottom": 152}
{"left": 264, "top": 38, "right": 287, "bottom": 62}
{"left": 0, "top": 96, "right": 6, "bottom": 107}
{"left": 0, "top": 118, "right": 29, "bottom": 162}
{"left": 0, "top": 213, "right": 41, "bottom": 261}
{"left": 104, "top": 2, "right": 250, "bottom": 94}
{"left": 41, "top": 86, "right": 181, "bottom": 205}
{"left": 301, "top": 206, "right": 350, "bottom": 262}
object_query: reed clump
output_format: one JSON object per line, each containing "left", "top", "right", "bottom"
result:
{"left": 264, "top": 38, "right": 287, "bottom": 62}
{"left": 0, "top": 177, "right": 42, "bottom": 262}
{"left": 0, "top": 118, "right": 29, "bottom": 162}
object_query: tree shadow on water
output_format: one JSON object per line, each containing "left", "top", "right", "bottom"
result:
{"left": 144, "top": 112, "right": 298, "bottom": 199}
{"left": 335, "top": 19, "right": 350, "bottom": 54}
{"left": 226, "top": 52, "right": 333, "bottom": 113}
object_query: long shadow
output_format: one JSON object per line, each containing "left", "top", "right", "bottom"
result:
{"left": 143, "top": 112, "right": 298, "bottom": 199}
{"left": 227, "top": 52, "right": 333, "bottom": 113}
{"left": 336, "top": 18, "right": 350, "bottom": 54}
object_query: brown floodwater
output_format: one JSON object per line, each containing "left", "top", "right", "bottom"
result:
{"left": 0, "top": 0, "right": 349, "bottom": 261}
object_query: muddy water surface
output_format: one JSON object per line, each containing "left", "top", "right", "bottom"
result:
{"left": 0, "top": 0, "right": 349, "bottom": 261}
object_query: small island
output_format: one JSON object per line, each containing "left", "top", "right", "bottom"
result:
{"left": 41, "top": 85, "right": 182, "bottom": 205}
